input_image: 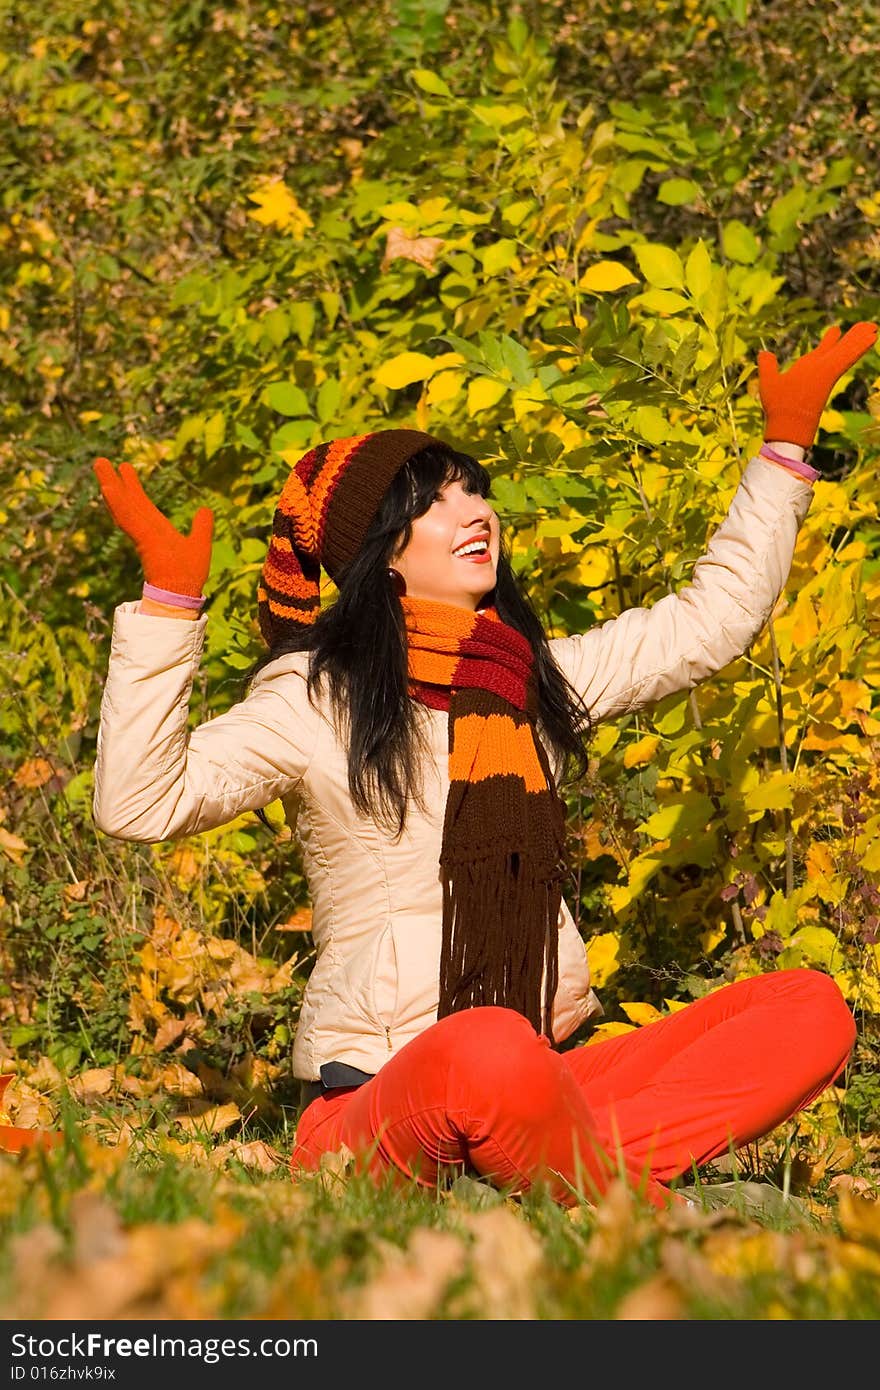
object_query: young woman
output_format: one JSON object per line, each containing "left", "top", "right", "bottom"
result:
{"left": 92, "top": 322, "right": 876, "bottom": 1209}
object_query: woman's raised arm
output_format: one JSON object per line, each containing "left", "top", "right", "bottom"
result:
{"left": 91, "top": 608, "right": 315, "bottom": 842}
{"left": 91, "top": 460, "right": 316, "bottom": 842}
{"left": 550, "top": 321, "right": 877, "bottom": 720}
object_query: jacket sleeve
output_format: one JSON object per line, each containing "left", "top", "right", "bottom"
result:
{"left": 549, "top": 455, "right": 814, "bottom": 723}
{"left": 92, "top": 602, "right": 316, "bottom": 842}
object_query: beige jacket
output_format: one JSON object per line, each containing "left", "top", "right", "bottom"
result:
{"left": 93, "top": 456, "right": 813, "bottom": 1080}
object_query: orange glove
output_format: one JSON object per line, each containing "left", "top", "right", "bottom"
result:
{"left": 93, "top": 458, "right": 214, "bottom": 598}
{"left": 758, "top": 321, "right": 878, "bottom": 448}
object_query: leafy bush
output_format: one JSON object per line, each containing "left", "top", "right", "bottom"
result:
{"left": 1, "top": 1, "right": 878, "bottom": 1151}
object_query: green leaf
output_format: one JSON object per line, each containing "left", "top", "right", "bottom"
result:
{"left": 264, "top": 382, "right": 311, "bottom": 417}
{"left": 499, "top": 335, "right": 534, "bottom": 386}
{"left": 203, "top": 410, "right": 226, "bottom": 459}
{"left": 502, "top": 199, "right": 533, "bottom": 227}
{"left": 316, "top": 377, "right": 342, "bottom": 424}
{"left": 685, "top": 241, "right": 713, "bottom": 300}
{"left": 656, "top": 178, "right": 700, "bottom": 206}
{"left": 481, "top": 239, "right": 519, "bottom": 276}
{"left": 507, "top": 14, "right": 529, "bottom": 52}
{"left": 788, "top": 924, "right": 845, "bottom": 969}
{"left": 319, "top": 291, "right": 341, "bottom": 328}
{"left": 411, "top": 68, "right": 453, "bottom": 98}
{"left": 262, "top": 307, "right": 290, "bottom": 346}
{"left": 634, "top": 243, "right": 685, "bottom": 290}
{"left": 701, "top": 268, "right": 729, "bottom": 333}
{"left": 633, "top": 405, "right": 668, "bottom": 445}
{"left": 491, "top": 476, "right": 529, "bottom": 513}
{"left": 473, "top": 101, "right": 530, "bottom": 128}
{"left": 722, "top": 220, "right": 760, "bottom": 264}
{"left": 289, "top": 301, "right": 316, "bottom": 346}
{"left": 235, "top": 422, "right": 262, "bottom": 451}
{"left": 737, "top": 268, "right": 784, "bottom": 314}
{"left": 671, "top": 330, "right": 701, "bottom": 382}
{"left": 271, "top": 420, "right": 315, "bottom": 453}
{"left": 767, "top": 185, "right": 807, "bottom": 236}
{"left": 640, "top": 794, "right": 715, "bottom": 841}
{"left": 635, "top": 288, "right": 691, "bottom": 314}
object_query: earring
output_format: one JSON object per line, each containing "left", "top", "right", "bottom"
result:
{"left": 388, "top": 567, "right": 406, "bottom": 597}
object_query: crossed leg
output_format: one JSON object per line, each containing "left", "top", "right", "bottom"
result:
{"left": 290, "top": 969, "right": 855, "bottom": 1207}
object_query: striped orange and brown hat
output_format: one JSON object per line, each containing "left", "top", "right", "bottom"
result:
{"left": 258, "top": 428, "right": 445, "bottom": 646}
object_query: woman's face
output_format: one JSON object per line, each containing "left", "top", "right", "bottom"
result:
{"left": 391, "top": 478, "right": 500, "bottom": 609}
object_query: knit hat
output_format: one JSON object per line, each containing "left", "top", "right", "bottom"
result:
{"left": 258, "top": 429, "right": 445, "bottom": 646}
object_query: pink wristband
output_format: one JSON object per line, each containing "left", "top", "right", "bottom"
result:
{"left": 759, "top": 446, "right": 819, "bottom": 483}
{"left": 141, "top": 582, "right": 206, "bottom": 610}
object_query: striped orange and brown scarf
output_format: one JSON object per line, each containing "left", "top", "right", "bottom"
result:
{"left": 401, "top": 596, "right": 570, "bottom": 1039}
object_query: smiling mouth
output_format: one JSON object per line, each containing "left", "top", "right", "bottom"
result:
{"left": 453, "top": 538, "right": 491, "bottom": 561}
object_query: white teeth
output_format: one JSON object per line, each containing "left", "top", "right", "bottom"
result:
{"left": 454, "top": 539, "right": 488, "bottom": 557}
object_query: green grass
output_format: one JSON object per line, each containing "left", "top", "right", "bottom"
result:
{"left": 1, "top": 1100, "right": 879, "bottom": 1321}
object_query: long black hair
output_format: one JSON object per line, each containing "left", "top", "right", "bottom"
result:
{"left": 247, "top": 443, "right": 593, "bottom": 837}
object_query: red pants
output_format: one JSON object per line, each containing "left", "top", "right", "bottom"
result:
{"left": 291, "top": 969, "right": 855, "bottom": 1208}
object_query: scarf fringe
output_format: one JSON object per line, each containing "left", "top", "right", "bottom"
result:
{"left": 438, "top": 853, "right": 561, "bottom": 1040}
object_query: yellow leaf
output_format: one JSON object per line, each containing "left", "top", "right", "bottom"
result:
{"left": 626, "top": 848, "right": 668, "bottom": 896}
{"left": 0, "top": 828, "right": 28, "bottom": 864}
{"left": 591, "top": 725, "right": 620, "bottom": 757}
{"left": 819, "top": 407, "right": 846, "bottom": 434}
{"left": 210, "top": 1138, "right": 285, "bottom": 1174}
{"left": 741, "top": 773, "right": 795, "bottom": 817}
{"left": 837, "top": 1190, "right": 880, "bottom": 1247}
{"left": 619, "top": 1001, "right": 663, "bottom": 1026}
{"left": 69, "top": 1069, "right": 115, "bottom": 1101}
{"left": 623, "top": 734, "right": 660, "bottom": 768}
{"left": 576, "top": 548, "right": 614, "bottom": 587}
{"left": 512, "top": 385, "right": 547, "bottom": 422}
{"left": 813, "top": 679, "right": 871, "bottom": 725}
{"left": 583, "top": 1020, "right": 636, "bottom": 1046}
{"left": 246, "top": 179, "right": 313, "bottom": 237}
{"left": 587, "top": 931, "right": 621, "bottom": 988}
{"left": 578, "top": 260, "right": 638, "bottom": 293}
{"left": 813, "top": 480, "right": 854, "bottom": 528}
{"left": 699, "top": 923, "right": 727, "bottom": 954}
{"left": 427, "top": 369, "right": 466, "bottom": 404}
{"left": 0, "top": 1073, "right": 12, "bottom": 1126}
{"left": 467, "top": 377, "right": 507, "bottom": 415}
{"left": 157, "top": 1062, "right": 203, "bottom": 1098}
{"left": 606, "top": 883, "right": 632, "bottom": 916}
{"left": 789, "top": 925, "right": 846, "bottom": 969}
{"left": 861, "top": 838, "right": 880, "bottom": 873}
{"left": 806, "top": 842, "right": 835, "bottom": 879}
{"left": 375, "top": 352, "right": 437, "bottom": 389}
{"left": 176, "top": 1102, "right": 242, "bottom": 1137}
{"left": 481, "top": 239, "right": 520, "bottom": 275}
{"left": 790, "top": 593, "right": 819, "bottom": 647}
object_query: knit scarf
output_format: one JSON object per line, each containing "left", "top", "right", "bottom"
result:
{"left": 401, "top": 596, "right": 570, "bottom": 1039}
